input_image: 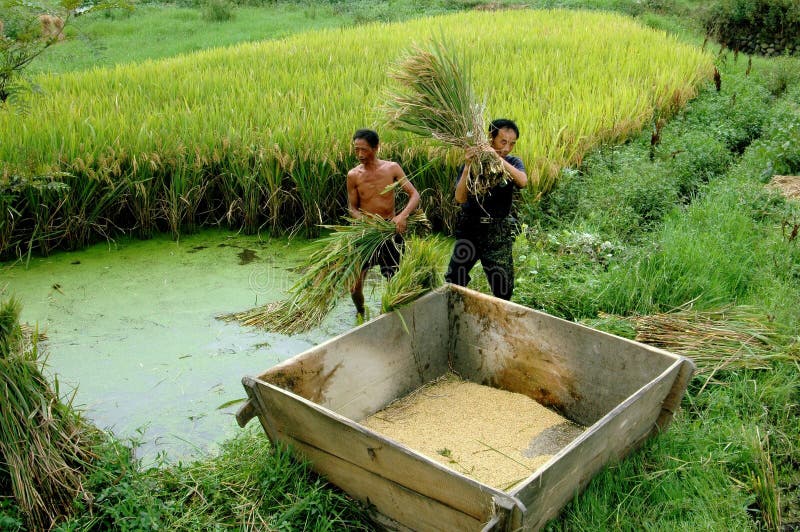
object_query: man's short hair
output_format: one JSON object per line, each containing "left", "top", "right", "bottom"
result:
{"left": 353, "top": 129, "right": 380, "bottom": 148}
{"left": 489, "top": 119, "right": 519, "bottom": 139}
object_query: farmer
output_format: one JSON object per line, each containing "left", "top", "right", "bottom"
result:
{"left": 347, "top": 128, "right": 421, "bottom": 317}
{"left": 445, "top": 118, "right": 528, "bottom": 300}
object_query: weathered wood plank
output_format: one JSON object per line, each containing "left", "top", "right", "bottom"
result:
{"left": 655, "top": 358, "right": 695, "bottom": 431}
{"left": 510, "top": 361, "right": 683, "bottom": 530}
{"left": 248, "top": 377, "right": 523, "bottom": 524}
{"left": 282, "top": 435, "right": 491, "bottom": 531}
{"left": 448, "top": 285, "right": 684, "bottom": 426}
{"left": 253, "top": 289, "right": 450, "bottom": 422}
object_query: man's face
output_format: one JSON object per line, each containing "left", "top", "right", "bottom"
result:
{"left": 353, "top": 138, "right": 377, "bottom": 164}
{"left": 490, "top": 127, "right": 517, "bottom": 158}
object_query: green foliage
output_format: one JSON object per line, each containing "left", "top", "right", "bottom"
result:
{"left": 737, "top": 91, "right": 800, "bottom": 181}
{"left": 760, "top": 55, "right": 800, "bottom": 97}
{"left": 667, "top": 131, "right": 732, "bottom": 197}
{"left": 703, "top": 0, "right": 800, "bottom": 46}
{"left": 54, "top": 429, "right": 374, "bottom": 531}
{"left": 598, "top": 185, "right": 763, "bottom": 314}
{"left": 548, "top": 364, "right": 799, "bottom": 530}
{"left": 0, "top": 298, "right": 22, "bottom": 358}
{"left": 0, "top": 0, "right": 129, "bottom": 107}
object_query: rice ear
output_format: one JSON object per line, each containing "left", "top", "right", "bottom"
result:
{"left": 383, "top": 37, "right": 509, "bottom": 195}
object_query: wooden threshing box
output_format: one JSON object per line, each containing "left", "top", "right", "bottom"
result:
{"left": 237, "top": 284, "right": 695, "bottom": 530}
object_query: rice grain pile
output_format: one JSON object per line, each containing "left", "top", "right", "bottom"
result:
{"left": 361, "top": 374, "right": 583, "bottom": 490}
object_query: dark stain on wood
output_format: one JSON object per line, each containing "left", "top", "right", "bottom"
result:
{"left": 263, "top": 352, "right": 341, "bottom": 404}
{"left": 453, "top": 288, "right": 583, "bottom": 416}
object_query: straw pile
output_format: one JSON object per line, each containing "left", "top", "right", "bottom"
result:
{"left": 0, "top": 298, "right": 99, "bottom": 530}
{"left": 224, "top": 211, "right": 430, "bottom": 334}
{"left": 384, "top": 38, "right": 507, "bottom": 196}
{"left": 767, "top": 175, "right": 800, "bottom": 200}
{"left": 600, "top": 302, "right": 791, "bottom": 377}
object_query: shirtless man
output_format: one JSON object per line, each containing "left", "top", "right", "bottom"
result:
{"left": 346, "top": 128, "right": 421, "bottom": 317}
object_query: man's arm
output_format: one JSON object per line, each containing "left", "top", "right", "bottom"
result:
{"left": 499, "top": 153, "right": 527, "bottom": 188}
{"left": 454, "top": 164, "right": 470, "bottom": 204}
{"left": 391, "top": 163, "right": 420, "bottom": 233}
{"left": 346, "top": 170, "right": 362, "bottom": 219}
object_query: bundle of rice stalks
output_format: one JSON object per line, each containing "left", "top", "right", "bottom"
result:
{"left": 599, "top": 302, "right": 791, "bottom": 377}
{"left": 224, "top": 211, "right": 430, "bottom": 334}
{"left": 381, "top": 235, "right": 448, "bottom": 313}
{"left": 384, "top": 37, "right": 507, "bottom": 196}
{"left": 0, "top": 298, "right": 99, "bottom": 530}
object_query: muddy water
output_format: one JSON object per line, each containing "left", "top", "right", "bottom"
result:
{"left": 1, "top": 229, "right": 371, "bottom": 464}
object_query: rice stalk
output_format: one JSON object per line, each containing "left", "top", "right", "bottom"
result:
{"left": 598, "top": 302, "right": 791, "bottom": 376}
{"left": 384, "top": 37, "right": 507, "bottom": 197}
{"left": 381, "top": 235, "right": 447, "bottom": 313}
{"left": 0, "top": 297, "right": 100, "bottom": 530}
{"left": 223, "top": 211, "right": 430, "bottom": 334}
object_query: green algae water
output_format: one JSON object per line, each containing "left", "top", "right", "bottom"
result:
{"left": 0, "top": 229, "right": 374, "bottom": 464}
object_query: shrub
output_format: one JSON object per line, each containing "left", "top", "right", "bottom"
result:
{"left": 201, "top": 0, "right": 234, "bottom": 21}
{"left": 703, "top": 0, "right": 800, "bottom": 55}
{"left": 668, "top": 131, "right": 732, "bottom": 198}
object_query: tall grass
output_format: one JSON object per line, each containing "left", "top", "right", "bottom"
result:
{"left": 0, "top": 298, "right": 100, "bottom": 530}
{"left": 1, "top": 9, "right": 713, "bottom": 258}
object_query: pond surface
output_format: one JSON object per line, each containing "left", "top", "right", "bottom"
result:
{"left": 0, "top": 230, "right": 372, "bottom": 464}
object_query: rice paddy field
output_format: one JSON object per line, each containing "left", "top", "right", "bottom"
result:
{"left": 3, "top": 0, "right": 800, "bottom": 530}
{"left": 1, "top": 8, "right": 713, "bottom": 258}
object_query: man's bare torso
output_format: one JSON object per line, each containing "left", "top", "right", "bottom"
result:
{"left": 348, "top": 160, "right": 400, "bottom": 219}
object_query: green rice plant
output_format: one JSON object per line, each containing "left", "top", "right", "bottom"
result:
{"left": 0, "top": 298, "right": 100, "bottom": 530}
{"left": 161, "top": 160, "right": 210, "bottom": 238}
{"left": 60, "top": 172, "right": 126, "bottom": 250}
{"left": 17, "top": 176, "right": 70, "bottom": 257}
{"left": 284, "top": 149, "right": 340, "bottom": 237}
{"left": 384, "top": 37, "right": 506, "bottom": 197}
{"left": 0, "top": 9, "right": 713, "bottom": 257}
{"left": 381, "top": 235, "right": 447, "bottom": 313}
{"left": 125, "top": 167, "right": 161, "bottom": 239}
{"left": 224, "top": 211, "right": 430, "bottom": 334}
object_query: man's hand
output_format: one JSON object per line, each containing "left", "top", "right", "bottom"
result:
{"left": 392, "top": 214, "right": 408, "bottom": 234}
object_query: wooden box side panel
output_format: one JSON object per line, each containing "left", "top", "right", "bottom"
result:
{"left": 511, "top": 362, "right": 684, "bottom": 530}
{"left": 447, "top": 286, "right": 681, "bottom": 426}
{"left": 257, "top": 289, "right": 450, "bottom": 421}
{"left": 286, "top": 437, "right": 487, "bottom": 531}
{"left": 246, "top": 378, "right": 520, "bottom": 528}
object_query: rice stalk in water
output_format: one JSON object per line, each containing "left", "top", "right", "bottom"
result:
{"left": 224, "top": 211, "right": 430, "bottom": 334}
